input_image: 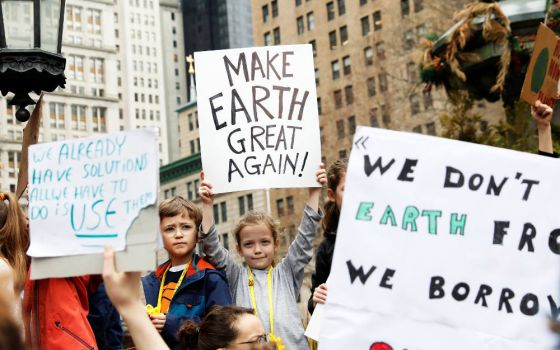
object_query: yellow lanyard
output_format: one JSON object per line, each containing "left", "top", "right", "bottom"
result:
{"left": 248, "top": 267, "right": 285, "bottom": 349}
{"left": 146, "top": 262, "right": 189, "bottom": 315}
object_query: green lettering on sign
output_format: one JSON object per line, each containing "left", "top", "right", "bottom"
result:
{"left": 356, "top": 202, "right": 374, "bottom": 221}
{"left": 380, "top": 205, "right": 397, "bottom": 227}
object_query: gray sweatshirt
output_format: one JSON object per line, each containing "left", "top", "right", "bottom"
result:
{"left": 200, "top": 205, "right": 321, "bottom": 350}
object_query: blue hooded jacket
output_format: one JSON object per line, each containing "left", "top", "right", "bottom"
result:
{"left": 141, "top": 254, "right": 232, "bottom": 349}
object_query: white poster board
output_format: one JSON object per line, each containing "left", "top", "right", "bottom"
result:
{"left": 194, "top": 44, "right": 321, "bottom": 193}
{"left": 320, "top": 127, "right": 560, "bottom": 350}
{"left": 27, "top": 129, "right": 159, "bottom": 258}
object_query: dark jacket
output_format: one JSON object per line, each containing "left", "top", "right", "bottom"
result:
{"left": 142, "top": 254, "right": 232, "bottom": 349}
{"left": 308, "top": 230, "right": 337, "bottom": 314}
{"left": 88, "top": 282, "right": 123, "bottom": 350}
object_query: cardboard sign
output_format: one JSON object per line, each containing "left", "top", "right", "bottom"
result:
{"left": 320, "top": 127, "right": 560, "bottom": 350}
{"left": 194, "top": 45, "right": 321, "bottom": 193}
{"left": 27, "top": 129, "right": 159, "bottom": 258}
{"left": 521, "top": 24, "right": 560, "bottom": 106}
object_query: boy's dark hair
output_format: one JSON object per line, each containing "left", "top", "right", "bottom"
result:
{"left": 322, "top": 159, "right": 347, "bottom": 235}
{"left": 159, "top": 196, "right": 202, "bottom": 229}
{"left": 178, "top": 305, "right": 267, "bottom": 350}
{"left": 233, "top": 211, "right": 279, "bottom": 246}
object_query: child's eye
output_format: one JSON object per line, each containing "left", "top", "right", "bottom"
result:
{"left": 261, "top": 240, "right": 270, "bottom": 245}
{"left": 181, "top": 224, "right": 192, "bottom": 230}
{"left": 244, "top": 243, "right": 253, "bottom": 248}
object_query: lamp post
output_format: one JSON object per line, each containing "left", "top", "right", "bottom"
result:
{"left": 0, "top": 0, "right": 67, "bottom": 122}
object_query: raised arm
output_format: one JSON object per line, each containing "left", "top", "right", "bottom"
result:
{"left": 102, "top": 247, "right": 169, "bottom": 350}
{"left": 198, "top": 173, "right": 243, "bottom": 279}
{"left": 281, "top": 165, "right": 326, "bottom": 291}
{"left": 531, "top": 100, "right": 554, "bottom": 155}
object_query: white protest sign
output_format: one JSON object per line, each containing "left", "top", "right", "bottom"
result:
{"left": 194, "top": 44, "right": 321, "bottom": 193}
{"left": 320, "top": 127, "right": 560, "bottom": 350}
{"left": 27, "top": 129, "right": 158, "bottom": 257}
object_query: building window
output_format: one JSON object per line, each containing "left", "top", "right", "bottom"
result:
{"left": 307, "top": 12, "right": 315, "bottom": 31}
{"left": 326, "top": 2, "right": 335, "bottom": 21}
{"left": 271, "top": 0, "right": 278, "bottom": 17}
{"left": 369, "top": 107, "right": 379, "bottom": 127}
{"left": 66, "top": 55, "right": 85, "bottom": 81}
{"left": 190, "top": 140, "right": 195, "bottom": 155}
{"left": 66, "top": 5, "right": 82, "bottom": 31}
{"left": 347, "top": 115, "right": 356, "bottom": 135}
{"left": 262, "top": 4, "right": 269, "bottom": 23}
{"left": 339, "top": 25, "right": 348, "bottom": 44}
{"left": 379, "top": 73, "right": 388, "bottom": 92}
{"left": 414, "top": 0, "right": 424, "bottom": 13}
{"left": 92, "top": 107, "right": 107, "bottom": 132}
{"left": 328, "top": 30, "right": 337, "bottom": 49}
{"left": 297, "top": 16, "right": 304, "bottom": 35}
{"left": 413, "top": 125, "right": 422, "bottom": 133}
{"left": 344, "top": 85, "right": 353, "bottom": 105}
{"left": 187, "top": 182, "right": 194, "bottom": 200}
{"left": 264, "top": 32, "right": 272, "bottom": 46}
{"left": 364, "top": 47, "right": 373, "bottom": 65}
{"left": 401, "top": 0, "right": 410, "bottom": 17}
{"left": 247, "top": 194, "right": 253, "bottom": 210}
{"left": 296, "top": 0, "right": 302, "bottom": 6}
{"left": 276, "top": 199, "right": 285, "bottom": 216}
{"left": 220, "top": 202, "right": 227, "bottom": 222}
{"left": 238, "top": 196, "right": 246, "bottom": 216}
{"left": 416, "top": 24, "right": 427, "bottom": 39}
{"left": 360, "top": 0, "right": 367, "bottom": 5}
{"left": 71, "top": 105, "right": 87, "bottom": 130}
{"left": 49, "top": 102, "right": 65, "bottom": 129}
{"left": 339, "top": 149, "right": 347, "bottom": 159}
{"left": 86, "top": 9, "right": 101, "bottom": 34}
{"left": 287, "top": 196, "right": 294, "bottom": 214}
{"left": 410, "top": 94, "right": 421, "bottom": 114}
{"left": 382, "top": 104, "right": 391, "bottom": 125}
{"left": 7, "top": 151, "right": 20, "bottom": 178}
{"left": 404, "top": 30, "right": 414, "bottom": 50}
{"left": 373, "top": 10, "right": 382, "bottom": 31}
{"left": 273, "top": 27, "right": 281, "bottom": 44}
{"left": 310, "top": 40, "right": 317, "bottom": 56}
{"left": 342, "top": 55, "right": 351, "bottom": 75}
{"left": 423, "top": 91, "right": 433, "bottom": 110}
{"left": 407, "top": 62, "right": 417, "bottom": 82}
{"left": 367, "top": 77, "right": 376, "bottom": 97}
{"left": 331, "top": 60, "right": 340, "bottom": 80}
{"left": 222, "top": 233, "right": 229, "bottom": 251}
{"left": 361, "top": 16, "right": 370, "bottom": 36}
{"left": 213, "top": 204, "right": 220, "bottom": 223}
{"left": 337, "top": 0, "right": 345, "bottom": 15}
{"left": 376, "top": 41, "right": 385, "bottom": 60}
{"left": 317, "top": 97, "right": 322, "bottom": 115}
{"left": 315, "top": 68, "right": 320, "bottom": 85}
{"left": 425, "top": 122, "right": 436, "bottom": 135}
{"left": 336, "top": 119, "right": 345, "bottom": 139}
{"left": 334, "top": 90, "right": 342, "bottom": 109}
{"left": 89, "top": 57, "right": 104, "bottom": 83}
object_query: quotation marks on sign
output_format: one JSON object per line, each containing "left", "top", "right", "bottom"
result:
{"left": 354, "top": 136, "right": 369, "bottom": 151}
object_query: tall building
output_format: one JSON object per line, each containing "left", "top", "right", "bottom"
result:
{"left": 0, "top": 0, "right": 187, "bottom": 191}
{"left": 251, "top": 0, "right": 499, "bottom": 318}
{"left": 181, "top": 0, "right": 253, "bottom": 102}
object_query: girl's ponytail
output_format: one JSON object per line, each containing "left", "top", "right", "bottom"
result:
{"left": 178, "top": 319, "right": 200, "bottom": 350}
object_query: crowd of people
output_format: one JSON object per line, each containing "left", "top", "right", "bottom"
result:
{"left": 0, "top": 101, "right": 556, "bottom": 349}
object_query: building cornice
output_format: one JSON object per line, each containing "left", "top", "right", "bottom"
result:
{"left": 175, "top": 100, "right": 197, "bottom": 113}
{"left": 160, "top": 153, "right": 202, "bottom": 184}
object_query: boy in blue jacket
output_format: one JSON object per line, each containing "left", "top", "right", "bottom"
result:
{"left": 142, "top": 196, "right": 231, "bottom": 349}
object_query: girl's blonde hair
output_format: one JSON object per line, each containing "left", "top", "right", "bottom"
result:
{"left": 233, "top": 211, "right": 279, "bottom": 246}
{"left": 0, "top": 192, "right": 29, "bottom": 293}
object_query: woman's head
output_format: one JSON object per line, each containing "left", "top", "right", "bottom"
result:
{"left": 233, "top": 212, "right": 279, "bottom": 270}
{"left": 0, "top": 192, "right": 29, "bottom": 292}
{"left": 179, "top": 305, "right": 268, "bottom": 350}
{"left": 323, "top": 159, "right": 347, "bottom": 234}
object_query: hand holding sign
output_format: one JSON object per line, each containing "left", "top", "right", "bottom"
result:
{"left": 531, "top": 100, "right": 554, "bottom": 154}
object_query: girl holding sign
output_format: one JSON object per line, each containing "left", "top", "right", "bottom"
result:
{"left": 198, "top": 166, "right": 326, "bottom": 350}
{"left": 307, "top": 159, "right": 347, "bottom": 314}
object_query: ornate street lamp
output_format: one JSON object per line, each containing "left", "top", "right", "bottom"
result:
{"left": 0, "top": 0, "right": 66, "bottom": 122}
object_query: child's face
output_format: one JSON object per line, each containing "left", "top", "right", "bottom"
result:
{"left": 237, "top": 223, "right": 278, "bottom": 270}
{"left": 160, "top": 212, "right": 197, "bottom": 263}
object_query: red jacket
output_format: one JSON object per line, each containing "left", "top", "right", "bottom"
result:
{"left": 23, "top": 274, "right": 101, "bottom": 350}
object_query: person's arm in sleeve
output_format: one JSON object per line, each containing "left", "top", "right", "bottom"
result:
{"left": 282, "top": 165, "right": 326, "bottom": 292}
{"left": 198, "top": 172, "right": 243, "bottom": 280}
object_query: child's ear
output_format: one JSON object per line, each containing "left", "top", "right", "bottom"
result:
{"left": 327, "top": 188, "right": 336, "bottom": 202}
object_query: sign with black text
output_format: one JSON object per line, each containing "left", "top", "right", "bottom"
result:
{"left": 320, "top": 127, "right": 560, "bottom": 350}
{"left": 194, "top": 45, "right": 321, "bottom": 193}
